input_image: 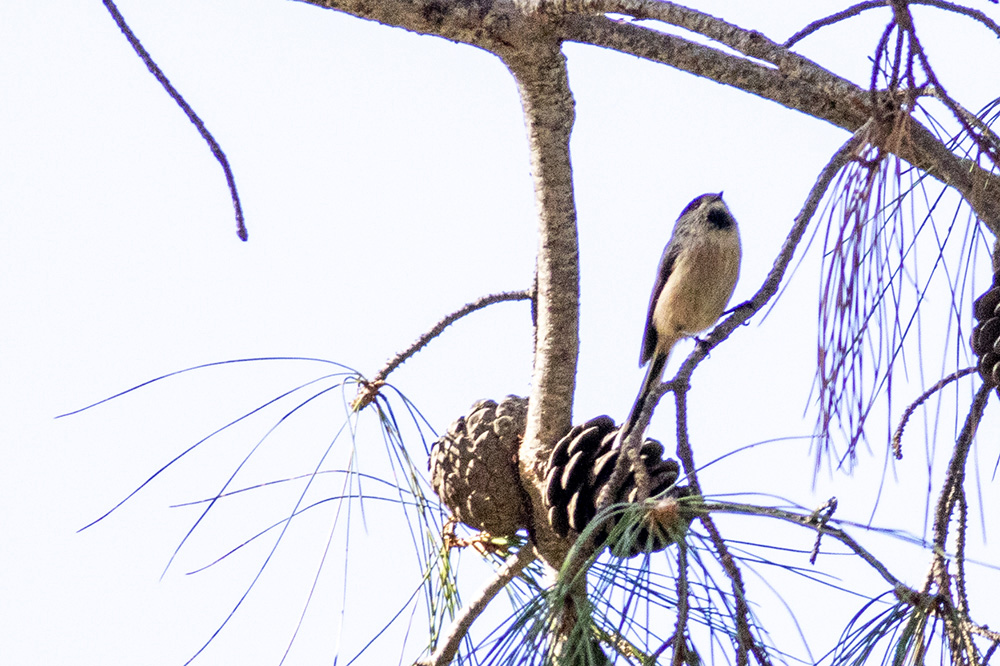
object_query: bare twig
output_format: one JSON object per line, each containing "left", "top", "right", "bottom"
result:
{"left": 891, "top": 1, "right": 1000, "bottom": 171}
{"left": 784, "top": 0, "right": 1000, "bottom": 47}
{"left": 704, "top": 515, "right": 767, "bottom": 666}
{"left": 673, "top": 389, "right": 766, "bottom": 666}
{"left": 698, "top": 500, "right": 910, "bottom": 592}
{"left": 670, "top": 541, "right": 690, "bottom": 666}
{"left": 595, "top": 418, "right": 657, "bottom": 512}
{"left": 911, "top": 0, "right": 1000, "bottom": 39}
{"left": 418, "top": 546, "right": 536, "bottom": 666}
{"left": 346, "top": 289, "right": 532, "bottom": 411}
{"left": 601, "top": 129, "right": 869, "bottom": 666}
{"left": 371, "top": 290, "right": 532, "bottom": 384}
{"left": 784, "top": 1, "right": 885, "bottom": 47}
{"left": 973, "top": 624, "right": 1000, "bottom": 645}
{"left": 647, "top": 636, "right": 675, "bottom": 665}
{"left": 930, "top": 88, "right": 1000, "bottom": 157}
{"left": 891, "top": 367, "right": 978, "bottom": 459}
{"left": 101, "top": 0, "right": 248, "bottom": 242}
{"left": 930, "top": 383, "right": 992, "bottom": 577}
{"left": 808, "top": 497, "right": 838, "bottom": 565}
{"left": 955, "top": 491, "right": 969, "bottom": 616}
{"left": 870, "top": 18, "right": 899, "bottom": 110}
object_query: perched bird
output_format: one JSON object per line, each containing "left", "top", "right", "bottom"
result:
{"left": 621, "top": 193, "right": 742, "bottom": 437}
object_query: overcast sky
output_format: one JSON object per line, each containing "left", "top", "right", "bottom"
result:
{"left": 2, "top": 1, "right": 999, "bottom": 664}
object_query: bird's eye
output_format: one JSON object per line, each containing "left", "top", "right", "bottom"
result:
{"left": 706, "top": 208, "right": 732, "bottom": 229}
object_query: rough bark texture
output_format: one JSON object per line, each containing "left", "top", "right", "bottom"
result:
{"left": 559, "top": 14, "right": 1000, "bottom": 234}
{"left": 504, "top": 41, "right": 580, "bottom": 567}
{"left": 299, "top": 0, "right": 1000, "bottom": 230}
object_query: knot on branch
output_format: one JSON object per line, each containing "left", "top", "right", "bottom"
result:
{"left": 971, "top": 269, "right": 1000, "bottom": 397}
{"left": 543, "top": 415, "right": 692, "bottom": 557}
{"left": 349, "top": 378, "right": 385, "bottom": 412}
{"left": 430, "top": 396, "right": 530, "bottom": 537}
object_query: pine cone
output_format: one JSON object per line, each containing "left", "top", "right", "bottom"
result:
{"left": 427, "top": 395, "right": 528, "bottom": 536}
{"left": 429, "top": 396, "right": 529, "bottom": 536}
{"left": 543, "top": 416, "right": 689, "bottom": 556}
{"left": 971, "top": 270, "right": 1000, "bottom": 396}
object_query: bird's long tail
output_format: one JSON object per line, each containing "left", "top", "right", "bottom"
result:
{"left": 621, "top": 352, "right": 668, "bottom": 440}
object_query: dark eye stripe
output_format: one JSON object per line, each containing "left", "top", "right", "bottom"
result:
{"left": 707, "top": 207, "right": 733, "bottom": 229}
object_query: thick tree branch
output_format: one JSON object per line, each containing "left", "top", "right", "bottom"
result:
{"left": 296, "top": 0, "right": 1000, "bottom": 235}
{"left": 561, "top": 15, "right": 868, "bottom": 127}
{"left": 567, "top": 0, "right": 849, "bottom": 87}
{"left": 560, "top": 14, "right": 1000, "bottom": 235}
{"left": 295, "top": 0, "right": 532, "bottom": 55}
{"left": 300, "top": 0, "right": 583, "bottom": 569}
{"left": 503, "top": 43, "right": 581, "bottom": 568}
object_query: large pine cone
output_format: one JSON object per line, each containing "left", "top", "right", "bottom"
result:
{"left": 543, "top": 415, "right": 690, "bottom": 556}
{"left": 971, "top": 269, "right": 1000, "bottom": 396}
{"left": 429, "top": 396, "right": 528, "bottom": 536}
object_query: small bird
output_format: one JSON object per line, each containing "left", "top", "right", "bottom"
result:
{"left": 621, "top": 193, "right": 742, "bottom": 437}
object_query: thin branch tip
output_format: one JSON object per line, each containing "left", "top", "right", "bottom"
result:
{"left": 372, "top": 289, "right": 531, "bottom": 383}
{"left": 891, "top": 367, "right": 977, "bottom": 459}
{"left": 102, "top": 0, "right": 249, "bottom": 242}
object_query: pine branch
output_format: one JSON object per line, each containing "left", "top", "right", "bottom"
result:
{"left": 417, "top": 546, "right": 536, "bottom": 666}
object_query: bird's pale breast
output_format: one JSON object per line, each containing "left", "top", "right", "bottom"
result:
{"left": 652, "top": 233, "right": 740, "bottom": 342}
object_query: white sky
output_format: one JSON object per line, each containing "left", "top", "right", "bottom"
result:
{"left": 2, "top": 1, "right": 999, "bottom": 664}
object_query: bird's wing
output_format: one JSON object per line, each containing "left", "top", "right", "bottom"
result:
{"left": 639, "top": 239, "right": 681, "bottom": 366}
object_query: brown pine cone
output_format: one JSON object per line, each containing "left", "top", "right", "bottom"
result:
{"left": 971, "top": 270, "right": 1000, "bottom": 396}
{"left": 429, "top": 396, "right": 528, "bottom": 536}
{"left": 543, "top": 416, "right": 690, "bottom": 557}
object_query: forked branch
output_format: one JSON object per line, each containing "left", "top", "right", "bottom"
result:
{"left": 784, "top": 0, "right": 1000, "bottom": 48}
{"left": 503, "top": 43, "right": 582, "bottom": 568}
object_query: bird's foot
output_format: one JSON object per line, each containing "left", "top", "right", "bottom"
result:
{"left": 694, "top": 336, "right": 711, "bottom": 353}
